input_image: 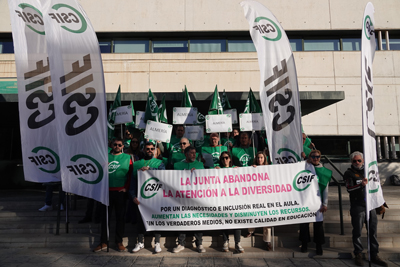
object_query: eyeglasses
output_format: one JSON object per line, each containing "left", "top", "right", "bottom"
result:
{"left": 310, "top": 155, "right": 320, "bottom": 159}
{"left": 113, "top": 144, "right": 123, "bottom": 147}
{"left": 180, "top": 142, "right": 187, "bottom": 146}
{"left": 222, "top": 157, "right": 229, "bottom": 160}
{"left": 353, "top": 159, "right": 362, "bottom": 163}
{"left": 146, "top": 147, "right": 155, "bottom": 151}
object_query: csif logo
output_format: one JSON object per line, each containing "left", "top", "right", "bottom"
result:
{"left": 275, "top": 148, "right": 300, "bottom": 164}
{"left": 239, "top": 153, "right": 251, "bottom": 166}
{"left": 367, "top": 161, "right": 380, "bottom": 193}
{"left": 140, "top": 177, "right": 163, "bottom": 199}
{"left": 28, "top": 146, "right": 60, "bottom": 173}
{"left": 108, "top": 161, "right": 120, "bottom": 173}
{"left": 364, "top": 15, "right": 374, "bottom": 40}
{"left": 48, "top": 3, "right": 87, "bottom": 33}
{"left": 66, "top": 154, "right": 103, "bottom": 184}
{"left": 253, "top": 17, "right": 282, "bottom": 41}
{"left": 292, "top": 170, "right": 315, "bottom": 192}
{"left": 15, "top": 3, "right": 45, "bottom": 35}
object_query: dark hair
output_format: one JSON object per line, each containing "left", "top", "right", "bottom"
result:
{"left": 240, "top": 131, "right": 250, "bottom": 138}
{"left": 219, "top": 151, "right": 232, "bottom": 167}
{"left": 253, "top": 151, "right": 268, "bottom": 166}
{"left": 184, "top": 146, "right": 196, "bottom": 155}
{"left": 113, "top": 137, "right": 123, "bottom": 143}
{"left": 144, "top": 142, "right": 155, "bottom": 148}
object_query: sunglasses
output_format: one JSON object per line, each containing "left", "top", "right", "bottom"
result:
{"left": 353, "top": 159, "right": 362, "bottom": 163}
{"left": 310, "top": 155, "right": 320, "bottom": 159}
{"left": 180, "top": 142, "right": 187, "bottom": 145}
{"left": 146, "top": 147, "right": 155, "bottom": 151}
{"left": 113, "top": 144, "right": 123, "bottom": 147}
{"left": 222, "top": 157, "right": 230, "bottom": 160}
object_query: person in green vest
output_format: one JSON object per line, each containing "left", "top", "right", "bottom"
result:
{"left": 232, "top": 132, "right": 254, "bottom": 167}
{"left": 166, "top": 125, "right": 186, "bottom": 154}
{"left": 168, "top": 137, "right": 197, "bottom": 168}
{"left": 173, "top": 146, "right": 205, "bottom": 253}
{"left": 215, "top": 152, "right": 243, "bottom": 253}
{"left": 130, "top": 142, "right": 165, "bottom": 254}
{"left": 93, "top": 137, "right": 133, "bottom": 253}
{"left": 299, "top": 149, "right": 330, "bottom": 255}
{"left": 123, "top": 129, "right": 133, "bottom": 150}
{"left": 201, "top": 133, "right": 228, "bottom": 168}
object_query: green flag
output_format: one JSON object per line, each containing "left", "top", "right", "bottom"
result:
{"left": 221, "top": 89, "right": 232, "bottom": 110}
{"left": 158, "top": 95, "right": 168, "bottom": 123}
{"left": 125, "top": 100, "right": 135, "bottom": 130}
{"left": 144, "top": 89, "right": 159, "bottom": 122}
{"left": 315, "top": 167, "right": 332, "bottom": 200}
{"left": 243, "top": 88, "right": 262, "bottom": 113}
{"left": 181, "top": 85, "right": 192, "bottom": 107}
{"left": 107, "top": 85, "right": 121, "bottom": 139}
{"left": 208, "top": 85, "right": 223, "bottom": 115}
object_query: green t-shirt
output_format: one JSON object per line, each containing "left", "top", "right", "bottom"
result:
{"left": 232, "top": 147, "right": 255, "bottom": 167}
{"left": 108, "top": 153, "right": 131, "bottom": 188}
{"left": 221, "top": 137, "right": 235, "bottom": 148}
{"left": 174, "top": 161, "right": 204, "bottom": 170}
{"left": 133, "top": 158, "right": 163, "bottom": 178}
{"left": 201, "top": 145, "right": 228, "bottom": 168}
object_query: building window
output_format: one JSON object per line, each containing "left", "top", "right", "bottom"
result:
{"left": 304, "top": 39, "right": 340, "bottom": 51}
{"left": 190, "top": 39, "right": 226, "bottom": 52}
{"left": 227, "top": 40, "right": 256, "bottom": 52}
{"left": 113, "top": 40, "right": 149, "bottom": 53}
{"left": 289, "top": 39, "right": 302, "bottom": 51}
{"left": 389, "top": 38, "right": 400, "bottom": 50}
{"left": 0, "top": 41, "right": 14, "bottom": 53}
{"left": 342, "top": 38, "right": 361, "bottom": 51}
{"left": 152, "top": 40, "right": 188, "bottom": 53}
{"left": 99, "top": 41, "right": 112, "bottom": 53}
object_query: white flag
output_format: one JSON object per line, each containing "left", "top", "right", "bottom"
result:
{"left": 361, "top": 2, "right": 385, "bottom": 212}
{"left": 42, "top": 0, "right": 109, "bottom": 205}
{"left": 241, "top": 1, "right": 302, "bottom": 164}
{"left": 8, "top": 0, "right": 61, "bottom": 183}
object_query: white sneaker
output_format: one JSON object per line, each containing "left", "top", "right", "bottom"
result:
{"left": 39, "top": 204, "right": 52, "bottom": 212}
{"left": 154, "top": 242, "right": 161, "bottom": 253}
{"left": 172, "top": 244, "right": 184, "bottom": 253}
{"left": 132, "top": 242, "right": 144, "bottom": 253}
{"left": 235, "top": 242, "right": 244, "bottom": 253}
{"left": 222, "top": 241, "right": 229, "bottom": 252}
{"left": 197, "top": 244, "right": 206, "bottom": 253}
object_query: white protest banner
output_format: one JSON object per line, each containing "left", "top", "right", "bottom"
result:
{"left": 241, "top": 1, "right": 302, "bottom": 164}
{"left": 138, "top": 162, "right": 322, "bottom": 231}
{"left": 114, "top": 105, "right": 133, "bottom": 125}
{"left": 135, "top": 111, "right": 146, "bottom": 129}
{"left": 144, "top": 120, "right": 173, "bottom": 143}
{"left": 184, "top": 125, "right": 204, "bottom": 141}
{"left": 8, "top": 0, "right": 61, "bottom": 183}
{"left": 205, "top": 114, "right": 232, "bottom": 133}
{"left": 224, "top": 109, "right": 238, "bottom": 124}
{"left": 361, "top": 2, "right": 385, "bottom": 212}
{"left": 239, "top": 113, "right": 265, "bottom": 131}
{"left": 173, "top": 107, "right": 198, "bottom": 125}
{"left": 43, "top": 0, "right": 109, "bottom": 205}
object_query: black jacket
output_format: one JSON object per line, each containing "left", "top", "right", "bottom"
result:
{"left": 344, "top": 165, "right": 366, "bottom": 207}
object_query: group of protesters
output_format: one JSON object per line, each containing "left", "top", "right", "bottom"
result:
{"left": 89, "top": 124, "right": 388, "bottom": 267}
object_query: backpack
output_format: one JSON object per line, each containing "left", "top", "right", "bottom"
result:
{"left": 390, "top": 175, "right": 400, "bottom": 186}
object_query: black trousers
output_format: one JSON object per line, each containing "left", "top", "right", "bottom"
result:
{"left": 133, "top": 204, "right": 161, "bottom": 243}
{"left": 222, "top": 229, "right": 241, "bottom": 243}
{"left": 100, "top": 191, "right": 126, "bottom": 244}
{"left": 299, "top": 222, "right": 325, "bottom": 245}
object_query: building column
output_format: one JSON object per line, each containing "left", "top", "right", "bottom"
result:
{"left": 391, "top": 136, "right": 397, "bottom": 159}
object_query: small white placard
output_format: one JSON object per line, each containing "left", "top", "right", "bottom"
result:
{"left": 224, "top": 109, "right": 238, "bottom": 124}
{"left": 135, "top": 111, "right": 146, "bottom": 129}
{"left": 172, "top": 107, "right": 198, "bottom": 125}
{"left": 114, "top": 105, "right": 133, "bottom": 125}
{"left": 144, "top": 121, "right": 173, "bottom": 143}
{"left": 205, "top": 114, "right": 232, "bottom": 133}
{"left": 184, "top": 125, "right": 204, "bottom": 141}
{"left": 239, "top": 113, "right": 265, "bottom": 131}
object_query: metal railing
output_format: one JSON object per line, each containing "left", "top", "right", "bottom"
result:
{"left": 322, "top": 155, "right": 345, "bottom": 236}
